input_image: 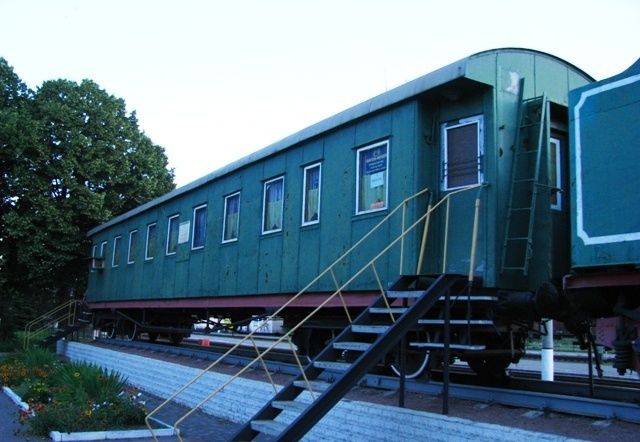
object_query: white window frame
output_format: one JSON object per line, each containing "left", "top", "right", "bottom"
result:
{"left": 222, "top": 192, "right": 241, "bottom": 243}
{"left": 262, "top": 176, "right": 285, "bottom": 235}
{"left": 166, "top": 214, "right": 180, "bottom": 255}
{"left": 356, "top": 140, "right": 389, "bottom": 215}
{"left": 441, "top": 115, "right": 484, "bottom": 191}
{"left": 145, "top": 223, "right": 156, "bottom": 260}
{"left": 302, "top": 163, "right": 322, "bottom": 226}
{"left": 100, "top": 241, "right": 107, "bottom": 258}
{"left": 112, "top": 236, "right": 122, "bottom": 268}
{"left": 549, "top": 137, "right": 562, "bottom": 211}
{"left": 90, "top": 244, "right": 98, "bottom": 272}
{"left": 191, "top": 204, "right": 207, "bottom": 250}
{"left": 127, "top": 229, "right": 138, "bottom": 264}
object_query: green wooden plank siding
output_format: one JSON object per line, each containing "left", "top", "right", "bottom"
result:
{"left": 86, "top": 49, "right": 595, "bottom": 303}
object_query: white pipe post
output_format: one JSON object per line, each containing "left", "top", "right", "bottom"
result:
{"left": 541, "top": 319, "right": 554, "bottom": 381}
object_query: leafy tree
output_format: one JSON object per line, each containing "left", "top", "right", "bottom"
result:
{"left": 0, "top": 58, "right": 175, "bottom": 335}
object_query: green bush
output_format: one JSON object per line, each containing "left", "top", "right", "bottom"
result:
{"left": 53, "top": 362, "right": 126, "bottom": 405}
{"left": 29, "top": 397, "right": 147, "bottom": 437}
{"left": 24, "top": 360, "right": 146, "bottom": 436}
{"left": 2, "top": 349, "right": 147, "bottom": 436}
{"left": 19, "top": 347, "right": 59, "bottom": 370}
{"left": 0, "top": 347, "right": 60, "bottom": 387}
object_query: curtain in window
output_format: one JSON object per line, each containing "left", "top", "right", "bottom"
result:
{"left": 445, "top": 123, "right": 478, "bottom": 189}
{"left": 264, "top": 180, "right": 283, "bottom": 231}
{"left": 304, "top": 166, "right": 320, "bottom": 223}
{"left": 112, "top": 237, "right": 121, "bottom": 266}
{"left": 128, "top": 231, "right": 138, "bottom": 262}
{"left": 224, "top": 195, "right": 239, "bottom": 241}
{"left": 359, "top": 146, "right": 387, "bottom": 212}
{"left": 167, "top": 217, "right": 179, "bottom": 253}
{"left": 193, "top": 207, "right": 207, "bottom": 248}
{"left": 146, "top": 225, "right": 157, "bottom": 258}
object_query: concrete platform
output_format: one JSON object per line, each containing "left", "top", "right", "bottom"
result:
{"left": 57, "top": 341, "right": 586, "bottom": 442}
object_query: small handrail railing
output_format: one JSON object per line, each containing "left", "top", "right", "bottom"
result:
{"left": 23, "top": 299, "right": 83, "bottom": 349}
{"left": 145, "top": 183, "right": 486, "bottom": 440}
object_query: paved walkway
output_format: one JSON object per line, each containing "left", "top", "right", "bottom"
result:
{"left": 0, "top": 387, "right": 47, "bottom": 442}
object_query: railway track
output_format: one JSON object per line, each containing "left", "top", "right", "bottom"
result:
{"left": 94, "top": 337, "right": 640, "bottom": 424}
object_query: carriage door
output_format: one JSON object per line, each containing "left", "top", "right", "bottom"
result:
{"left": 438, "top": 115, "right": 485, "bottom": 275}
{"left": 549, "top": 133, "right": 569, "bottom": 280}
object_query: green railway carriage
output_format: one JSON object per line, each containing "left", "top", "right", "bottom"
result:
{"left": 85, "top": 48, "right": 594, "bottom": 372}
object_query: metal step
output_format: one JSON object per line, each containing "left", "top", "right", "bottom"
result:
{"left": 386, "top": 290, "right": 424, "bottom": 298}
{"left": 418, "top": 319, "right": 493, "bottom": 326}
{"left": 369, "top": 307, "right": 408, "bottom": 314}
{"left": 251, "top": 419, "right": 286, "bottom": 436}
{"left": 351, "top": 324, "right": 389, "bottom": 334}
{"left": 272, "top": 400, "right": 309, "bottom": 413}
{"left": 410, "top": 342, "right": 486, "bottom": 351}
{"left": 313, "top": 360, "right": 351, "bottom": 371}
{"left": 293, "top": 379, "right": 331, "bottom": 392}
{"left": 332, "top": 341, "right": 371, "bottom": 351}
{"left": 437, "top": 295, "right": 498, "bottom": 302}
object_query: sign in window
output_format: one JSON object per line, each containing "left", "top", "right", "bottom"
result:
{"left": 356, "top": 141, "right": 388, "bottom": 214}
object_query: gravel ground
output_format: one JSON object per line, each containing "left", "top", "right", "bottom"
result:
{"left": 88, "top": 341, "right": 639, "bottom": 442}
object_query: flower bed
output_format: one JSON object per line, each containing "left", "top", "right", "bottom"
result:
{"left": 0, "top": 347, "right": 172, "bottom": 439}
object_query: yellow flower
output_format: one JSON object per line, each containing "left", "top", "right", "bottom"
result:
{"left": 74, "top": 372, "right": 80, "bottom": 378}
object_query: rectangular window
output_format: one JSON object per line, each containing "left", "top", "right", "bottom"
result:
{"left": 145, "top": 223, "right": 157, "bottom": 260}
{"left": 166, "top": 214, "right": 179, "bottom": 255}
{"left": 222, "top": 192, "right": 240, "bottom": 243}
{"left": 442, "top": 115, "right": 483, "bottom": 190}
{"left": 356, "top": 141, "right": 389, "bottom": 214}
{"left": 90, "top": 244, "right": 99, "bottom": 272}
{"left": 192, "top": 204, "right": 207, "bottom": 249}
{"left": 100, "top": 241, "right": 107, "bottom": 258}
{"left": 127, "top": 230, "right": 138, "bottom": 264}
{"left": 112, "top": 236, "right": 122, "bottom": 267}
{"left": 302, "top": 163, "right": 321, "bottom": 225}
{"left": 262, "top": 176, "right": 284, "bottom": 234}
{"left": 549, "top": 137, "right": 562, "bottom": 211}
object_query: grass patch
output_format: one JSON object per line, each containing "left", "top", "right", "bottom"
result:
{"left": 1, "top": 347, "right": 146, "bottom": 437}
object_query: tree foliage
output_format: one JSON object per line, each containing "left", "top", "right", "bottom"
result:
{"left": 0, "top": 58, "right": 175, "bottom": 335}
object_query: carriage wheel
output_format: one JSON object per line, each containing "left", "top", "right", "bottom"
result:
{"left": 124, "top": 323, "right": 138, "bottom": 341}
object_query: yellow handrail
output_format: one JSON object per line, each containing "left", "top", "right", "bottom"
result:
{"left": 23, "top": 299, "right": 83, "bottom": 349}
{"left": 146, "top": 184, "right": 485, "bottom": 440}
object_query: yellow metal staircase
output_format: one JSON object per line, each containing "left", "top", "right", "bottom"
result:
{"left": 23, "top": 299, "right": 92, "bottom": 349}
{"left": 145, "top": 184, "right": 487, "bottom": 441}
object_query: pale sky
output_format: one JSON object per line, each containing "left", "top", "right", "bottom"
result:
{"left": 2, "top": 0, "right": 638, "bottom": 187}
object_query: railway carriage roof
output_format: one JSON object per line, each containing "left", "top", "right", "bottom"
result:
{"left": 88, "top": 48, "right": 592, "bottom": 236}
